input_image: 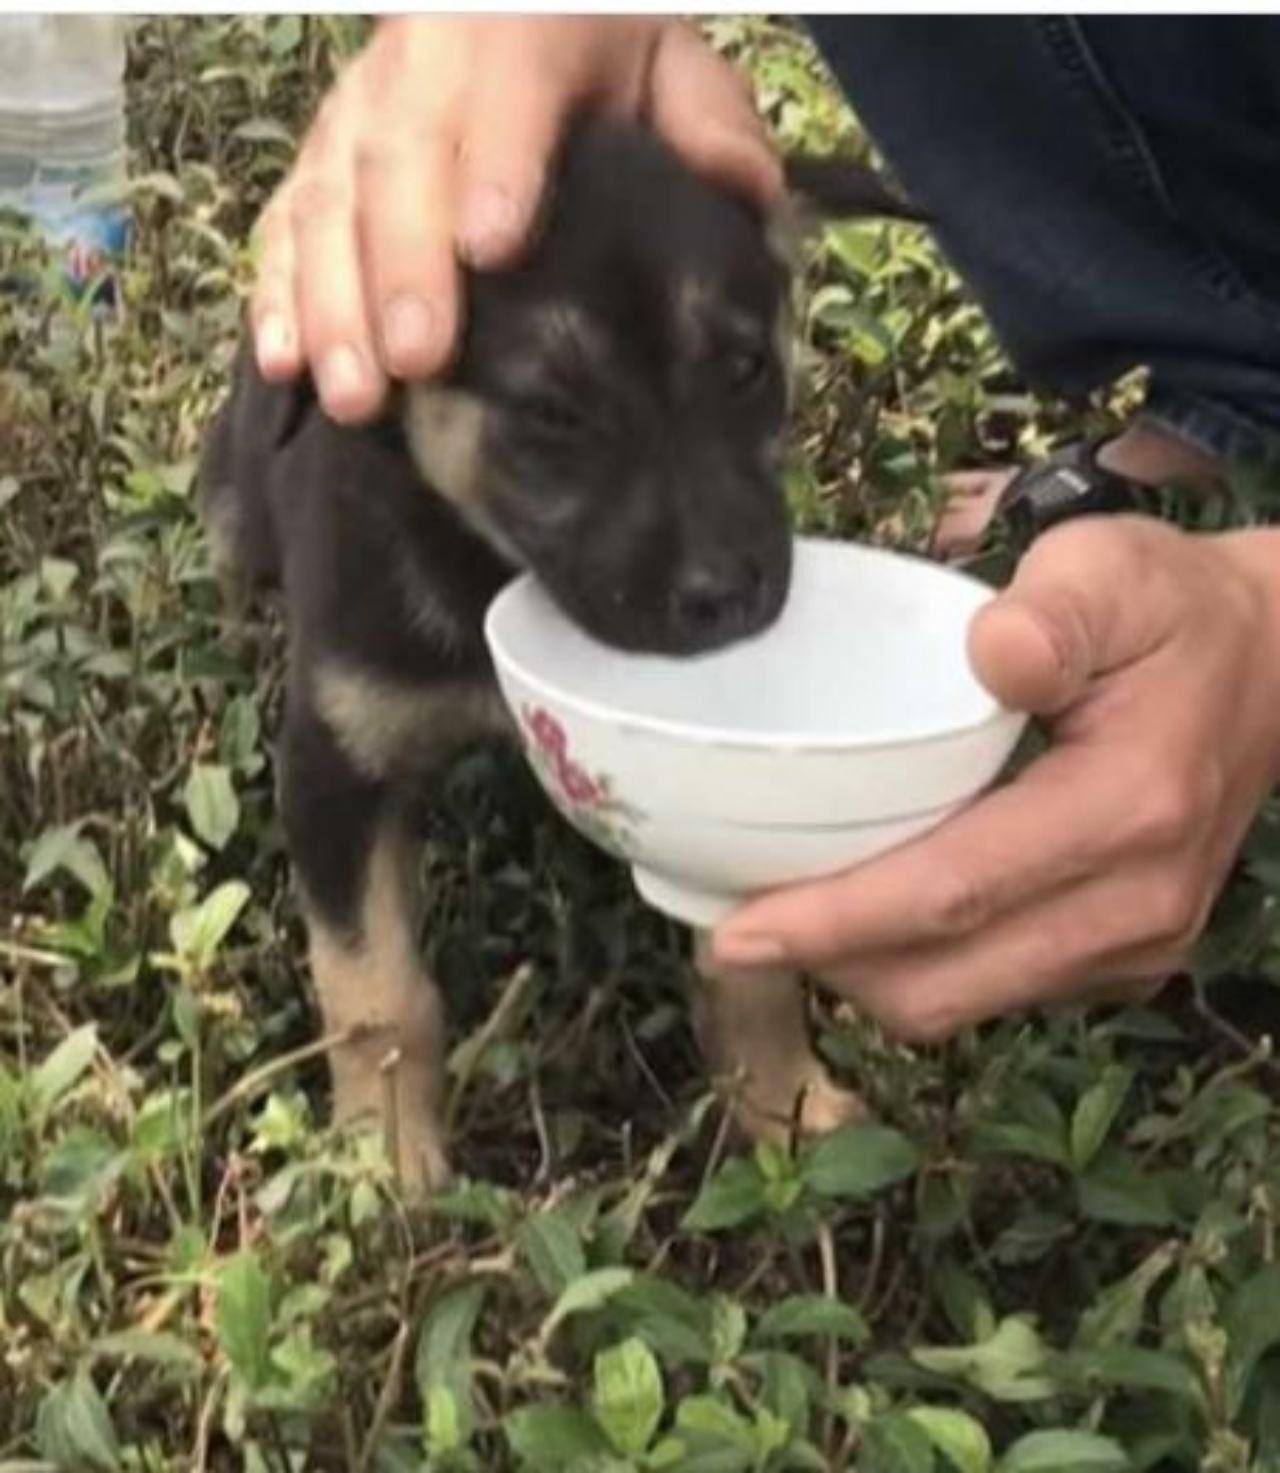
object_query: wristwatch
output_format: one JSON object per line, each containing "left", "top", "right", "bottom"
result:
{"left": 995, "top": 439, "right": 1156, "bottom": 553}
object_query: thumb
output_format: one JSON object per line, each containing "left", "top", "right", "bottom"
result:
{"left": 967, "top": 519, "right": 1174, "bottom": 717}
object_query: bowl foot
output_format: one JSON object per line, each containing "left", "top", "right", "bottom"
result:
{"left": 632, "top": 867, "right": 738, "bottom": 928}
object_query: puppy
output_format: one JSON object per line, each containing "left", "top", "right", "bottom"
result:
{"left": 200, "top": 119, "right": 923, "bottom": 1192}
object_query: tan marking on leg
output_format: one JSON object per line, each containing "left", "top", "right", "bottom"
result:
{"left": 691, "top": 932, "right": 867, "bottom": 1146}
{"left": 313, "top": 661, "right": 511, "bottom": 781}
{"left": 307, "top": 820, "right": 450, "bottom": 1195}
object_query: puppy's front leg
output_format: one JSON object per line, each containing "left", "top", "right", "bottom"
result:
{"left": 279, "top": 696, "right": 450, "bottom": 1194}
{"left": 691, "top": 932, "right": 868, "bottom": 1147}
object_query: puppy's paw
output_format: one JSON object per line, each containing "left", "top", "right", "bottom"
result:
{"left": 725, "top": 1063, "right": 869, "bottom": 1150}
{"left": 392, "top": 1113, "right": 453, "bottom": 1198}
{"left": 330, "top": 1068, "right": 451, "bottom": 1200}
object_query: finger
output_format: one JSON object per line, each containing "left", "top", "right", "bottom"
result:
{"left": 456, "top": 51, "right": 571, "bottom": 268}
{"left": 816, "top": 860, "right": 1201, "bottom": 1042}
{"left": 647, "top": 23, "right": 784, "bottom": 208}
{"left": 249, "top": 195, "right": 303, "bottom": 381}
{"left": 968, "top": 517, "right": 1176, "bottom": 715}
{"left": 356, "top": 126, "right": 461, "bottom": 380}
{"left": 942, "top": 469, "right": 1015, "bottom": 502}
{"left": 712, "top": 739, "right": 1155, "bottom": 970}
{"left": 931, "top": 493, "right": 1004, "bottom": 561}
{"left": 291, "top": 152, "right": 384, "bottom": 424}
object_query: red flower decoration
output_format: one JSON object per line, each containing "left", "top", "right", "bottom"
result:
{"left": 524, "top": 705, "right": 567, "bottom": 759}
{"left": 560, "top": 761, "right": 601, "bottom": 806}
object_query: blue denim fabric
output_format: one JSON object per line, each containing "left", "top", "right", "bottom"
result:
{"left": 804, "top": 17, "right": 1280, "bottom": 467}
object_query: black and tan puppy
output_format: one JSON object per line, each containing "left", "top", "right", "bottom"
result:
{"left": 200, "top": 119, "right": 922, "bottom": 1191}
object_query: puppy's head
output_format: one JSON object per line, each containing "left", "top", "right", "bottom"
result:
{"left": 403, "top": 120, "right": 920, "bottom": 656}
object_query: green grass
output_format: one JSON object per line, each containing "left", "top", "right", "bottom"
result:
{"left": 3, "top": 17, "right": 1280, "bottom": 1472}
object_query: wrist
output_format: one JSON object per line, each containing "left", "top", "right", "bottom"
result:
{"left": 1217, "top": 525, "right": 1280, "bottom": 614}
{"left": 1216, "top": 524, "right": 1280, "bottom": 727}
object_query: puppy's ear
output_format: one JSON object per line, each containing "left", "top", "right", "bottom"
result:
{"left": 765, "top": 152, "right": 928, "bottom": 274}
{"left": 782, "top": 153, "right": 928, "bottom": 226}
{"left": 224, "top": 329, "right": 316, "bottom": 455}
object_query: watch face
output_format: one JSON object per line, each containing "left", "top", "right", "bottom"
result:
{"left": 999, "top": 451, "right": 1142, "bottom": 548}
{"left": 1027, "top": 466, "right": 1093, "bottom": 513}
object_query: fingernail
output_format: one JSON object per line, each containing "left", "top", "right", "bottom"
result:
{"left": 255, "top": 313, "right": 295, "bottom": 373}
{"left": 460, "top": 184, "right": 520, "bottom": 262}
{"left": 318, "top": 345, "right": 369, "bottom": 413}
{"left": 712, "top": 932, "right": 787, "bottom": 969}
{"left": 380, "top": 294, "right": 436, "bottom": 372}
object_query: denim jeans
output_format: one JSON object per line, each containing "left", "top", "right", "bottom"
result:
{"left": 804, "top": 17, "right": 1280, "bottom": 467}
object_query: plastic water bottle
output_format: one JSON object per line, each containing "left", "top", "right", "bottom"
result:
{"left": 0, "top": 15, "right": 130, "bottom": 304}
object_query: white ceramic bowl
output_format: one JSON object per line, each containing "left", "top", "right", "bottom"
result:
{"left": 484, "top": 536, "right": 1027, "bottom": 928}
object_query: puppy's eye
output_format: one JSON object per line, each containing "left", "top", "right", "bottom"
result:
{"left": 726, "top": 348, "right": 768, "bottom": 393}
{"left": 520, "top": 395, "right": 587, "bottom": 437}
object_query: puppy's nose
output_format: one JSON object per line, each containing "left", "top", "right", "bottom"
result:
{"left": 669, "top": 556, "right": 764, "bottom": 645}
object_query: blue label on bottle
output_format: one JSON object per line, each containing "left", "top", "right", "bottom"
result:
{"left": 37, "top": 201, "right": 130, "bottom": 293}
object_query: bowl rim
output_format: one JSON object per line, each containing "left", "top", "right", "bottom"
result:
{"left": 483, "top": 536, "right": 1020, "bottom": 754}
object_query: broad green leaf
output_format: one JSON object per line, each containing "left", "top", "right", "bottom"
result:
{"left": 35, "top": 1368, "right": 122, "bottom": 1472}
{"left": 40, "top": 556, "right": 79, "bottom": 601}
{"left": 935, "top": 1261, "right": 998, "bottom": 1343}
{"left": 968, "top": 1083, "right": 1071, "bottom": 1170}
{"left": 169, "top": 879, "right": 250, "bottom": 969}
{"left": 23, "top": 823, "right": 110, "bottom": 898}
{"left": 592, "top": 1337, "right": 663, "bottom": 1457}
{"left": 505, "top": 1406, "right": 611, "bottom": 1470}
{"left": 270, "top": 1323, "right": 336, "bottom": 1402}
{"left": 184, "top": 762, "right": 240, "bottom": 850}
{"left": 802, "top": 1123, "right": 920, "bottom": 1201}
{"left": 1076, "top": 1153, "right": 1179, "bottom": 1228}
{"left": 216, "top": 1250, "right": 273, "bottom": 1390}
{"left": 424, "top": 1385, "right": 463, "bottom": 1458}
{"left": 542, "top": 1268, "right": 635, "bottom": 1338}
{"left": 39, "top": 1127, "right": 126, "bottom": 1207}
{"left": 89, "top": 1329, "right": 203, "bottom": 1372}
{"left": 675, "top": 1395, "right": 757, "bottom": 1452}
{"left": 913, "top": 1316, "right": 1057, "bottom": 1403}
{"left": 710, "top": 1295, "right": 747, "bottom": 1364}
{"left": 1069, "top": 1065, "right": 1132, "bottom": 1173}
{"left": 518, "top": 1208, "right": 586, "bottom": 1296}
{"left": 219, "top": 693, "right": 263, "bottom": 774}
{"left": 30, "top": 1024, "right": 98, "bottom": 1112}
{"left": 1253, "top": 1373, "right": 1280, "bottom": 1467}
{"left": 1224, "top": 1262, "right": 1280, "bottom": 1416}
{"left": 1055, "top": 1345, "right": 1204, "bottom": 1407}
{"left": 1075, "top": 1241, "right": 1179, "bottom": 1349}
{"left": 862, "top": 1411, "right": 936, "bottom": 1473}
{"left": 611, "top": 1276, "right": 713, "bottom": 1365}
{"left": 743, "top": 1349, "right": 816, "bottom": 1435}
{"left": 997, "top": 1429, "right": 1129, "bottom": 1473}
{"left": 682, "top": 1158, "right": 768, "bottom": 1233}
{"left": 649, "top": 1440, "right": 754, "bottom": 1473}
{"left": 908, "top": 1407, "right": 993, "bottom": 1473}
{"left": 756, "top": 1295, "right": 868, "bottom": 1346}
{"left": 415, "top": 1281, "right": 486, "bottom": 1437}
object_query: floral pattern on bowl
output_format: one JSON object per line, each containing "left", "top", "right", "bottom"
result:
{"left": 519, "top": 704, "right": 644, "bottom": 859}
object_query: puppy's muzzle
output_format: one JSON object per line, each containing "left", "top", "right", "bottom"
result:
{"left": 666, "top": 551, "right": 778, "bottom": 652}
